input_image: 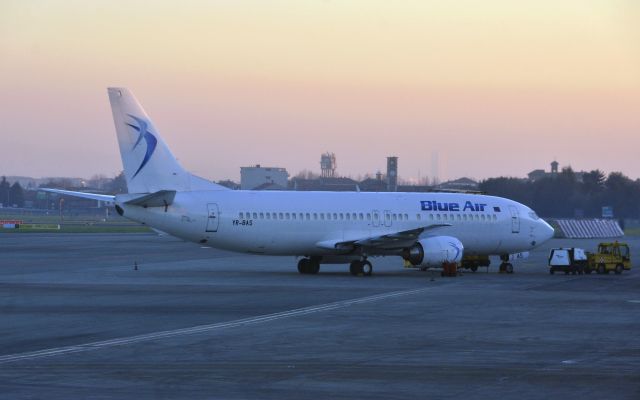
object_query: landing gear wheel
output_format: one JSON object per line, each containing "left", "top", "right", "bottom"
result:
{"left": 298, "top": 258, "right": 320, "bottom": 274}
{"left": 504, "top": 263, "right": 514, "bottom": 274}
{"left": 298, "top": 258, "right": 309, "bottom": 274}
{"left": 349, "top": 260, "right": 362, "bottom": 276}
{"left": 362, "top": 261, "right": 373, "bottom": 276}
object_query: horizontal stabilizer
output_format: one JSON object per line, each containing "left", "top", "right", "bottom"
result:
{"left": 123, "top": 190, "right": 176, "bottom": 207}
{"left": 40, "top": 188, "right": 115, "bottom": 203}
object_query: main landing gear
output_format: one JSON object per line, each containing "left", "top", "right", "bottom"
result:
{"left": 349, "top": 259, "right": 373, "bottom": 276}
{"left": 297, "top": 257, "right": 320, "bottom": 274}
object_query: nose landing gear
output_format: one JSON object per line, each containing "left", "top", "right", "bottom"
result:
{"left": 499, "top": 255, "right": 514, "bottom": 274}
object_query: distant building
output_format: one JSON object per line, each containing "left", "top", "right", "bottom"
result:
{"left": 527, "top": 161, "right": 584, "bottom": 183}
{"left": 436, "top": 177, "right": 479, "bottom": 191}
{"left": 240, "top": 165, "right": 289, "bottom": 190}
{"left": 290, "top": 177, "right": 359, "bottom": 192}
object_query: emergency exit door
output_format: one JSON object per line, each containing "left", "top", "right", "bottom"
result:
{"left": 206, "top": 203, "right": 219, "bottom": 232}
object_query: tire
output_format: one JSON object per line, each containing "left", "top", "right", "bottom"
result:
{"left": 470, "top": 265, "right": 478, "bottom": 272}
{"left": 505, "top": 263, "right": 514, "bottom": 274}
{"left": 550, "top": 268, "right": 554, "bottom": 275}
{"left": 615, "top": 264, "right": 623, "bottom": 275}
{"left": 597, "top": 264, "right": 605, "bottom": 274}
{"left": 349, "top": 260, "right": 362, "bottom": 276}
{"left": 362, "top": 261, "right": 373, "bottom": 276}
{"left": 309, "top": 261, "right": 320, "bottom": 275}
{"left": 499, "top": 263, "right": 506, "bottom": 273}
{"left": 297, "top": 259, "right": 309, "bottom": 274}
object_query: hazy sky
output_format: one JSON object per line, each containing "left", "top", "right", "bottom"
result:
{"left": 1, "top": 0, "right": 639, "bottom": 182}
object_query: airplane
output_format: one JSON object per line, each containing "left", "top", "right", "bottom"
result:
{"left": 44, "top": 88, "right": 555, "bottom": 276}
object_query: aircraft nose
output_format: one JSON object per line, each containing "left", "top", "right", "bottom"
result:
{"left": 539, "top": 219, "right": 555, "bottom": 243}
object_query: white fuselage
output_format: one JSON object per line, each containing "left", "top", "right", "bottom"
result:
{"left": 117, "top": 190, "right": 554, "bottom": 258}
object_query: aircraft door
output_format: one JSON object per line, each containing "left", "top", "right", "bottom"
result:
{"left": 384, "top": 210, "right": 392, "bottom": 227}
{"left": 372, "top": 210, "right": 380, "bottom": 227}
{"left": 206, "top": 203, "right": 219, "bottom": 232}
{"left": 508, "top": 205, "right": 520, "bottom": 233}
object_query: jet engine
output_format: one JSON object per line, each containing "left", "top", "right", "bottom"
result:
{"left": 402, "top": 236, "right": 464, "bottom": 267}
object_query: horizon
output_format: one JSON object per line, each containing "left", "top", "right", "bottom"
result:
{"left": 1, "top": 1, "right": 639, "bottom": 181}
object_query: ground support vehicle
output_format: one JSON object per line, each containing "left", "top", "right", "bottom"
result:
{"left": 460, "top": 255, "right": 490, "bottom": 272}
{"left": 548, "top": 248, "right": 587, "bottom": 275}
{"left": 586, "top": 242, "right": 631, "bottom": 275}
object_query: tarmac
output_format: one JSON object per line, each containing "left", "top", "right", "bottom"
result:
{"left": 1, "top": 232, "right": 639, "bottom": 399}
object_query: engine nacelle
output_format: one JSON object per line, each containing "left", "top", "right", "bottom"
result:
{"left": 402, "top": 236, "right": 464, "bottom": 267}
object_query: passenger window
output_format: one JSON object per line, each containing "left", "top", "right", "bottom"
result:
{"left": 393, "top": 214, "right": 397, "bottom": 221}
{"left": 481, "top": 215, "right": 486, "bottom": 221}
{"left": 443, "top": 214, "right": 448, "bottom": 221}
{"left": 266, "top": 213, "right": 271, "bottom": 220}
{"left": 279, "top": 213, "right": 283, "bottom": 219}
{"left": 430, "top": 214, "right": 434, "bottom": 220}
{"left": 321, "top": 213, "right": 325, "bottom": 220}
{"left": 417, "top": 214, "right": 421, "bottom": 220}
{"left": 253, "top": 212, "right": 257, "bottom": 219}
{"left": 373, "top": 213, "right": 378, "bottom": 219}
{"left": 239, "top": 212, "right": 244, "bottom": 219}
{"left": 313, "top": 213, "right": 318, "bottom": 220}
{"left": 475, "top": 215, "right": 479, "bottom": 221}
{"left": 286, "top": 213, "right": 290, "bottom": 220}
{"left": 352, "top": 213, "right": 357, "bottom": 220}
{"left": 272, "top": 213, "right": 277, "bottom": 220}
{"left": 437, "top": 214, "right": 441, "bottom": 220}
{"left": 292, "top": 213, "right": 296, "bottom": 220}
{"left": 333, "top": 213, "right": 338, "bottom": 220}
{"left": 367, "top": 213, "right": 371, "bottom": 220}
{"left": 359, "top": 213, "right": 364, "bottom": 220}
{"left": 346, "top": 213, "right": 350, "bottom": 220}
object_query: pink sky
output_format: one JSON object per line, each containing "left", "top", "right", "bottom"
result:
{"left": 1, "top": 1, "right": 639, "bottom": 182}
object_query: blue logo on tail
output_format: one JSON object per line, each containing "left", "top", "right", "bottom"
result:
{"left": 125, "top": 114, "right": 157, "bottom": 178}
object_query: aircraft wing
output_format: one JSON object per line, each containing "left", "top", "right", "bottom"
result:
{"left": 316, "top": 224, "right": 451, "bottom": 252}
{"left": 39, "top": 188, "right": 115, "bottom": 203}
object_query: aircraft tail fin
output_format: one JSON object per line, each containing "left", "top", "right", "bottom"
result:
{"left": 107, "top": 88, "right": 227, "bottom": 193}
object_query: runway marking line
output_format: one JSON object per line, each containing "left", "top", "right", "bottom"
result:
{"left": 0, "top": 286, "right": 432, "bottom": 364}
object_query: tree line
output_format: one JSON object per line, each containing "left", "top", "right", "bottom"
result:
{"left": 479, "top": 168, "right": 640, "bottom": 219}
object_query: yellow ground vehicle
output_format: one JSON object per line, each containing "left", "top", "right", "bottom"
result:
{"left": 585, "top": 242, "right": 631, "bottom": 275}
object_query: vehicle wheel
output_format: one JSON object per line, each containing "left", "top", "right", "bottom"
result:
{"left": 505, "top": 263, "right": 514, "bottom": 274}
{"left": 309, "top": 260, "right": 320, "bottom": 274}
{"left": 499, "top": 263, "right": 506, "bottom": 273}
{"left": 597, "top": 264, "right": 605, "bottom": 274}
{"left": 362, "top": 261, "right": 373, "bottom": 276}
{"left": 470, "top": 265, "right": 478, "bottom": 272}
{"left": 349, "top": 260, "right": 363, "bottom": 276}
{"left": 549, "top": 268, "right": 554, "bottom": 275}
{"left": 615, "top": 264, "right": 623, "bottom": 275}
{"left": 297, "top": 258, "right": 309, "bottom": 274}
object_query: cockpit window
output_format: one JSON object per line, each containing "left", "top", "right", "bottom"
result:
{"left": 528, "top": 211, "right": 539, "bottom": 220}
